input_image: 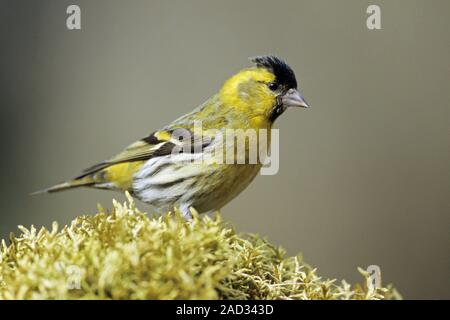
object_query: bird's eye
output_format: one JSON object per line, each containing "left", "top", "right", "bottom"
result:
{"left": 268, "top": 82, "right": 279, "bottom": 91}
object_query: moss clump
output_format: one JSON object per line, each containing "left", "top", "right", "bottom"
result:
{"left": 0, "top": 194, "right": 400, "bottom": 300}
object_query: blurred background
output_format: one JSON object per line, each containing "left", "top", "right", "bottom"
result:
{"left": 1, "top": 0, "right": 449, "bottom": 299}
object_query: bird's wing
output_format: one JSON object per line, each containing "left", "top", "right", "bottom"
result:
{"left": 76, "top": 129, "right": 212, "bottom": 179}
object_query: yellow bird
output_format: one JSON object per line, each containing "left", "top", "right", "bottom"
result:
{"left": 35, "top": 56, "right": 309, "bottom": 219}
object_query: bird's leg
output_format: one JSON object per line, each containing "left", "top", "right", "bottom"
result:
{"left": 179, "top": 203, "right": 193, "bottom": 221}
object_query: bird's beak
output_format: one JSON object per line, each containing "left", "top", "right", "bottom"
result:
{"left": 281, "top": 88, "right": 310, "bottom": 108}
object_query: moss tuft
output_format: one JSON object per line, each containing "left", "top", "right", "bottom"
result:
{"left": 0, "top": 194, "right": 400, "bottom": 300}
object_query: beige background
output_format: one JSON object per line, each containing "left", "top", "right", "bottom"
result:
{"left": 1, "top": 0, "right": 449, "bottom": 299}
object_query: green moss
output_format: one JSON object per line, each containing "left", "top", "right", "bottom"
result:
{"left": 0, "top": 194, "right": 400, "bottom": 300}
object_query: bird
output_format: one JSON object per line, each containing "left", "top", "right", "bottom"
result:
{"left": 34, "top": 56, "right": 310, "bottom": 219}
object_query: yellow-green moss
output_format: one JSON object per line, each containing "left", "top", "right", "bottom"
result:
{"left": 0, "top": 194, "right": 400, "bottom": 300}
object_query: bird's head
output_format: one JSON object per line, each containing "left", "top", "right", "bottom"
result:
{"left": 219, "top": 55, "right": 309, "bottom": 126}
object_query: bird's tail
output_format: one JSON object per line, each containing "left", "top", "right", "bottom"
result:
{"left": 31, "top": 177, "right": 95, "bottom": 195}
